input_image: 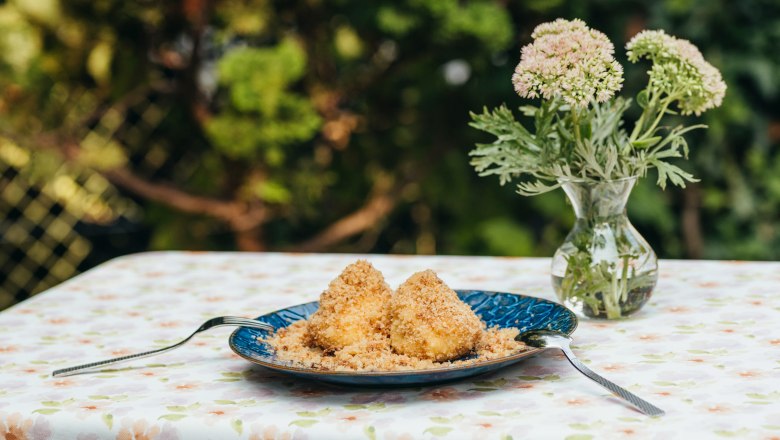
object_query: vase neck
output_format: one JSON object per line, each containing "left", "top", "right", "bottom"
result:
{"left": 560, "top": 178, "right": 636, "bottom": 219}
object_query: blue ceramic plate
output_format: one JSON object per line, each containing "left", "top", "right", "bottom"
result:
{"left": 229, "top": 290, "right": 577, "bottom": 386}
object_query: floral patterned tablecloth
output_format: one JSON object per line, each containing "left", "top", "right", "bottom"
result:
{"left": 1, "top": 252, "right": 779, "bottom": 440}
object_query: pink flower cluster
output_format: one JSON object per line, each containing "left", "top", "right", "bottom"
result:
{"left": 627, "top": 30, "right": 726, "bottom": 115}
{"left": 511, "top": 18, "right": 623, "bottom": 108}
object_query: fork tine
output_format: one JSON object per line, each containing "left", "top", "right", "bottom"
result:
{"left": 222, "top": 317, "right": 273, "bottom": 331}
{"left": 223, "top": 317, "right": 254, "bottom": 325}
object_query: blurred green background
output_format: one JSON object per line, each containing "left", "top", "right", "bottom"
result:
{"left": 1, "top": 0, "right": 778, "bottom": 309}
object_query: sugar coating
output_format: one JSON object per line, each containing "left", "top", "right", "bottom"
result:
{"left": 389, "top": 270, "right": 483, "bottom": 361}
{"left": 305, "top": 260, "right": 392, "bottom": 351}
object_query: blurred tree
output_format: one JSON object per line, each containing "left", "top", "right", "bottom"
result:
{"left": 0, "top": 0, "right": 778, "bottom": 307}
{"left": 1, "top": 0, "right": 518, "bottom": 256}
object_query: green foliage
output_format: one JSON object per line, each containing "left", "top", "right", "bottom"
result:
{"left": 217, "top": 39, "right": 306, "bottom": 114}
{"left": 478, "top": 217, "right": 535, "bottom": 256}
{"left": 206, "top": 39, "right": 321, "bottom": 160}
{"left": 0, "top": 0, "right": 779, "bottom": 272}
{"left": 379, "top": 0, "right": 512, "bottom": 50}
{"left": 470, "top": 98, "right": 701, "bottom": 194}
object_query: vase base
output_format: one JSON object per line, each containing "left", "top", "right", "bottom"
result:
{"left": 553, "top": 275, "right": 656, "bottom": 320}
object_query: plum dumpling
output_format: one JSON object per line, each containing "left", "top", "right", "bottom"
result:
{"left": 389, "top": 270, "right": 482, "bottom": 362}
{"left": 306, "top": 260, "right": 392, "bottom": 351}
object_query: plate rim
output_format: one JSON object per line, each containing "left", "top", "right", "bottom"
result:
{"left": 228, "top": 290, "right": 578, "bottom": 377}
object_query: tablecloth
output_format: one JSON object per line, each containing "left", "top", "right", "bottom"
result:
{"left": 1, "top": 252, "right": 779, "bottom": 439}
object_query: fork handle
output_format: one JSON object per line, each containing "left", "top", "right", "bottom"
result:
{"left": 559, "top": 344, "right": 665, "bottom": 417}
{"left": 51, "top": 317, "right": 273, "bottom": 378}
{"left": 51, "top": 340, "right": 188, "bottom": 378}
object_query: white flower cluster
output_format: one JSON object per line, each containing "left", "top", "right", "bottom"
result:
{"left": 627, "top": 30, "right": 726, "bottom": 115}
{"left": 511, "top": 18, "right": 624, "bottom": 108}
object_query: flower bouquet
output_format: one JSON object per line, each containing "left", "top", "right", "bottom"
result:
{"left": 469, "top": 19, "right": 726, "bottom": 319}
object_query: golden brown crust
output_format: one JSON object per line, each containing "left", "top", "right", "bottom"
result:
{"left": 388, "top": 270, "right": 483, "bottom": 361}
{"left": 265, "top": 263, "right": 527, "bottom": 372}
{"left": 266, "top": 321, "right": 524, "bottom": 372}
{"left": 305, "top": 260, "right": 392, "bottom": 351}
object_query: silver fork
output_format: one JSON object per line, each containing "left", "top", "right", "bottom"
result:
{"left": 517, "top": 329, "right": 665, "bottom": 417}
{"left": 51, "top": 316, "right": 274, "bottom": 378}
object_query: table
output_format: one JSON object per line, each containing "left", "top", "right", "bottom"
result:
{"left": 1, "top": 252, "right": 779, "bottom": 439}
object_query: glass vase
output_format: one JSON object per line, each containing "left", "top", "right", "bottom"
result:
{"left": 551, "top": 177, "right": 658, "bottom": 319}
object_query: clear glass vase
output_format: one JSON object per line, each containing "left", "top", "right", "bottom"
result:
{"left": 551, "top": 177, "right": 658, "bottom": 319}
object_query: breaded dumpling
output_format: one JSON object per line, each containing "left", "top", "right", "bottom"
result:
{"left": 389, "top": 270, "right": 482, "bottom": 361}
{"left": 306, "top": 260, "right": 392, "bottom": 351}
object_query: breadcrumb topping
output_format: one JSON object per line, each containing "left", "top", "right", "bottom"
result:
{"left": 389, "top": 270, "right": 483, "bottom": 361}
{"left": 305, "top": 260, "right": 391, "bottom": 351}
{"left": 266, "top": 321, "right": 525, "bottom": 372}
{"left": 263, "top": 262, "right": 528, "bottom": 372}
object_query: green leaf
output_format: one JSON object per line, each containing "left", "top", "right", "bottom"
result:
{"left": 289, "top": 419, "right": 319, "bottom": 428}
{"left": 364, "top": 425, "right": 376, "bottom": 440}
{"left": 253, "top": 181, "right": 291, "bottom": 204}
{"left": 166, "top": 405, "right": 187, "bottom": 412}
{"left": 565, "top": 435, "right": 594, "bottom": 440}
{"left": 231, "top": 419, "right": 243, "bottom": 435}
{"left": 377, "top": 7, "right": 419, "bottom": 36}
{"left": 102, "top": 414, "right": 113, "bottom": 430}
{"left": 423, "top": 427, "right": 453, "bottom": 436}
{"left": 215, "top": 400, "right": 237, "bottom": 405}
{"left": 237, "top": 399, "right": 257, "bottom": 406}
{"left": 297, "top": 408, "right": 331, "bottom": 417}
{"left": 652, "top": 160, "right": 698, "bottom": 189}
{"left": 518, "top": 105, "right": 538, "bottom": 116}
{"left": 474, "top": 378, "right": 507, "bottom": 388}
{"left": 334, "top": 25, "right": 364, "bottom": 59}
{"left": 429, "top": 417, "right": 450, "bottom": 424}
{"left": 714, "top": 429, "right": 751, "bottom": 437}
{"left": 631, "top": 136, "right": 662, "bottom": 149}
{"left": 32, "top": 408, "right": 60, "bottom": 415}
{"left": 158, "top": 414, "right": 188, "bottom": 421}
{"left": 636, "top": 90, "right": 649, "bottom": 109}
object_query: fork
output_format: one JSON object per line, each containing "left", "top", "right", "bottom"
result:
{"left": 51, "top": 316, "right": 274, "bottom": 377}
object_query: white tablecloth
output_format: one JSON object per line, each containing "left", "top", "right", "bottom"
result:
{"left": 1, "top": 252, "right": 778, "bottom": 439}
